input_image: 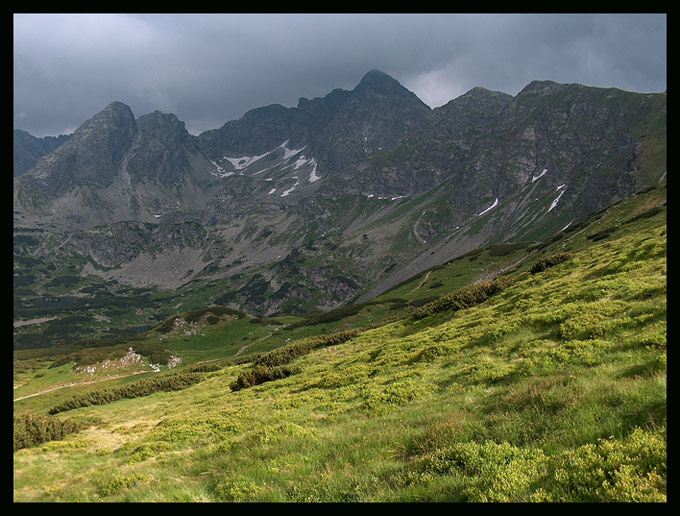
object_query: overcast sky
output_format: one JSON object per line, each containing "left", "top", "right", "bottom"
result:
{"left": 13, "top": 13, "right": 667, "bottom": 137}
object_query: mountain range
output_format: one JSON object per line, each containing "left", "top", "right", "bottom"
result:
{"left": 13, "top": 70, "right": 667, "bottom": 348}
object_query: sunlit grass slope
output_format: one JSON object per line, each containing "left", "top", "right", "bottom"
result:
{"left": 13, "top": 186, "right": 666, "bottom": 502}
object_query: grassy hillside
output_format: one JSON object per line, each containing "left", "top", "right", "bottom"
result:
{"left": 13, "top": 184, "right": 666, "bottom": 502}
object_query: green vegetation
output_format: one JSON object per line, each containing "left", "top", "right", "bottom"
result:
{"left": 529, "top": 252, "right": 571, "bottom": 274}
{"left": 229, "top": 364, "right": 300, "bottom": 392}
{"left": 13, "top": 413, "right": 85, "bottom": 451}
{"left": 13, "top": 186, "right": 666, "bottom": 502}
{"left": 48, "top": 371, "right": 208, "bottom": 415}
{"left": 254, "top": 330, "right": 360, "bottom": 369}
{"left": 229, "top": 329, "right": 362, "bottom": 392}
{"left": 411, "top": 275, "right": 514, "bottom": 319}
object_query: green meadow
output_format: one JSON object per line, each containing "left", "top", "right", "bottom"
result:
{"left": 13, "top": 185, "right": 666, "bottom": 502}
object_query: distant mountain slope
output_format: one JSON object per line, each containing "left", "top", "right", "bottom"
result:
{"left": 13, "top": 71, "right": 666, "bottom": 346}
{"left": 13, "top": 129, "right": 71, "bottom": 177}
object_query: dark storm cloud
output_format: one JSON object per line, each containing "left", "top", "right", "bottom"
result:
{"left": 13, "top": 13, "right": 666, "bottom": 137}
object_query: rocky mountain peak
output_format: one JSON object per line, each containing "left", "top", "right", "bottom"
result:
{"left": 242, "top": 103, "right": 291, "bottom": 121}
{"left": 78, "top": 101, "right": 136, "bottom": 133}
{"left": 136, "top": 110, "right": 188, "bottom": 141}
{"left": 80, "top": 99, "right": 130, "bottom": 125}
{"left": 353, "top": 69, "right": 428, "bottom": 108}
{"left": 439, "top": 86, "right": 513, "bottom": 114}
{"left": 15, "top": 74, "right": 666, "bottom": 235}
{"left": 127, "top": 110, "right": 196, "bottom": 186}
{"left": 68, "top": 101, "right": 137, "bottom": 158}
{"left": 461, "top": 86, "right": 512, "bottom": 101}
{"left": 15, "top": 101, "right": 137, "bottom": 199}
{"left": 354, "top": 69, "right": 399, "bottom": 91}
{"left": 517, "top": 80, "right": 564, "bottom": 96}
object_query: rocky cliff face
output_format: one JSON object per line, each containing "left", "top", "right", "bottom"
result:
{"left": 29, "top": 102, "right": 137, "bottom": 195}
{"left": 13, "top": 70, "right": 667, "bottom": 336}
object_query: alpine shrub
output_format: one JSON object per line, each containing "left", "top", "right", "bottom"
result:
{"left": 13, "top": 413, "right": 83, "bottom": 451}
{"left": 230, "top": 329, "right": 360, "bottom": 391}
{"left": 48, "top": 372, "right": 205, "bottom": 414}
{"left": 229, "top": 365, "right": 300, "bottom": 391}
{"left": 411, "top": 276, "right": 514, "bottom": 320}
{"left": 624, "top": 206, "right": 663, "bottom": 224}
{"left": 183, "top": 362, "right": 224, "bottom": 373}
{"left": 255, "top": 329, "right": 360, "bottom": 368}
{"left": 587, "top": 228, "right": 616, "bottom": 242}
{"left": 530, "top": 252, "right": 572, "bottom": 274}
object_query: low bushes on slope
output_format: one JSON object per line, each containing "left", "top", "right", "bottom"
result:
{"left": 229, "top": 364, "right": 301, "bottom": 392}
{"left": 230, "top": 329, "right": 360, "bottom": 391}
{"left": 284, "top": 303, "right": 370, "bottom": 329}
{"left": 406, "top": 427, "right": 666, "bottom": 502}
{"left": 411, "top": 276, "right": 514, "bottom": 320}
{"left": 255, "top": 329, "right": 360, "bottom": 368}
{"left": 48, "top": 371, "right": 207, "bottom": 415}
{"left": 13, "top": 413, "right": 84, "bottom": 451}
{"left": 529, "top": 252, "right": 572, "bottom": 274}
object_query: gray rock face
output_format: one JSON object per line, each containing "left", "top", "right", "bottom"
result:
{"left": 16, "top": 102, "right": 137, "bottom": 202}
{"left": 127, "top": 111, "right": 198, "bottom": 186}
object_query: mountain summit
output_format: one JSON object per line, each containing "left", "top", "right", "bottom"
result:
{"left": 25, "top": 101, "right": 137, "bottom": 196}
{"left": 353, "top": 69, "right": 423, "bottom": 101}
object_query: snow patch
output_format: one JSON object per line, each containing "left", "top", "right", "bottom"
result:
{"left": 363, "top": 193, "right": 407, "bottom": 201}
{"left": 250, "top": 166, "right": 273, "bottom": 176}
{"left": 209, "top": 160, "right": 234, "bottom": 178}
{"left": 308, "top": 163, "right": 320, "bottom": 183}
{"left": 213, "top": 140, "right": 322, "bottom": 187}
{"left": 268, "top": 188, "right": 277, "bottom": 195}
{"left": 548, "top": 190, "right": 565, "bottom": 212}
{"left": 281, "top": 176, "right": 300, "bottom": 197}
{"left": 279, "top": 140, "right": 305, "bottom": 160}
{"left": 224, "top": 152, "right": 268, "bottom": 170}
{"left": 531, "top": 168, "right": 548, "bottom": 183}
{"left": 222, "top": 140, "right": 304, "bottom": 174}
{"left": 478, "top": 198, "right": 499, "bottom": 216}
{"left": 294, "top": 156, "right": 312, "bottom": 170}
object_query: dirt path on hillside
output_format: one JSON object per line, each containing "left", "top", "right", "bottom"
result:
{"left": 413, "top": 211, "right": 427, "bottom": 244}
{"left": 13, "top": 369, "right": 150, "bottom": 402}
{"left": 410, "top": 271, "right": 432, "bottom": 293}
{"left": 235, "top": 333, "right": 273, "bottom": 357}
{"left": 472, "top": 253, "right": 535, "bottom": 285}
